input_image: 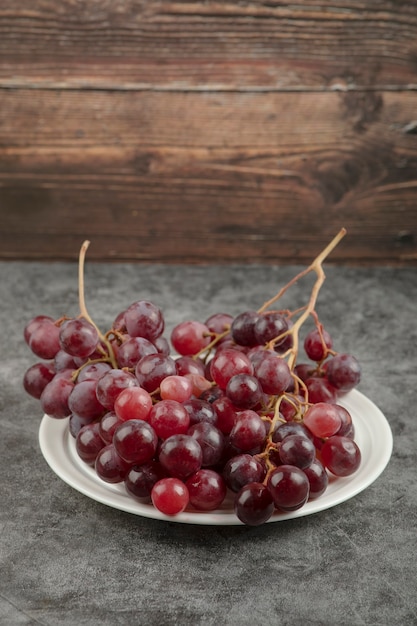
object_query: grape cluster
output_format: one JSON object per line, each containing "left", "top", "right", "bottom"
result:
{"left": 23, "top": 234, "right": 363, "bottom": 525}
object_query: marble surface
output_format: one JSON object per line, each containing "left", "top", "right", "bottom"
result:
{"left": 1, "top": 260, "right": 416, "bottom": 626}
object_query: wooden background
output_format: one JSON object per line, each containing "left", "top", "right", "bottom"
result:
{"left": 0, "top": 0, "right": 416, "bottom": 265}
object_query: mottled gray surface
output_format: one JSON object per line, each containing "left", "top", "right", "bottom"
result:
{"left": 1, "top": 260, "right": 416, "bottom": 626}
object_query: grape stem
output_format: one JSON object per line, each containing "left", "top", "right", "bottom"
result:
{"left": 261, "top": 228, "right": 347, "bottom": 370}
{"left": 78, "top": 240, "right": 118, "bottom": 369}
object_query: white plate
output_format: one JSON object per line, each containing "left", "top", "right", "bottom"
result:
{"left": 38, "top": 390, "right": 393, "bottom": 526}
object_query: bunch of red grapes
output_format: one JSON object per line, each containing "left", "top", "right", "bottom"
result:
{"left": 23, "top": 236, "right": 362, "bottom": 525}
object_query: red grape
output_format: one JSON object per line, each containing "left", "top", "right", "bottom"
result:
{"left": 151, "top": 478, "right": 189, "bottom": 516}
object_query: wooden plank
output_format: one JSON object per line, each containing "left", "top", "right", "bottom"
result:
{"left": 0, "top": 1, "right": 416, "bottom": 89}
{"left": 0, "top": 89, "right": 416, "bottom": 264}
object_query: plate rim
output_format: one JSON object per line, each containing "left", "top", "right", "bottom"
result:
{"left": 38, "top": 389, "right": 393, "bottom": 526}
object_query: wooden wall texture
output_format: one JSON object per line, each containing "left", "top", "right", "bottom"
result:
{"left": 0, "top": 0, "right": 416, "bottom": 265}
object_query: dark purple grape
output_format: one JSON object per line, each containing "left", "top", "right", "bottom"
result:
{"left": 135, "top": 354, "right": 177, "bottom": 393}
{"left": 303, "top": 459, "right": 329, "bottom": 499}
{"left": 116, "top": 336, "right": 157, "bottom": 369}
{"left": 125, "top": 461, "right": 168, "bottom": 503}
{"left": 230, "top": 311, "right": 260, "bottom": 347}
{"left": 326, "top": 354, "right": 361, "bottom": 393}
{"left": 23, "top": 362, "right": 55, "bottom": 399}
{"left": 158, "top": 434, "right": 203, "bottom": 480}
{"left": 188, "top": 422, "right": 225, "bottom": 467}
{"left": 267, "top": 465, "right": 310, "bottom": 511}
{"left": 59, "top": 317, "right": 99, "bottom": 359}
{"left": 113, "top": 419, "right": 158, "bottom": 464}
{"left": 226, "top": 373, "right": 263, "bottom": 409}
{"left": 254, "top": 311, "right": 288, "bottom": 346}
{"left": 278, "top": 434, "right": 316, "bottom": 469}
{"left": 124, "top": 300, "right": 165, "bottom": 341}
{"left": 223, "top": 453, "right": 266, "bottom": 492}
{"left": 234, "top": 483, "right": 275, "bottom": 526}
{"left": 186, "top": 469, "right": 227, "bottom": 511}
{"left": 95, "top": 444, "right": 131, "bottom": 483}
{"left": 76, "top": 422, "right": 105, "bottom": 465}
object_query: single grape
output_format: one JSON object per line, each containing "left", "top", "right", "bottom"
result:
{"left": 171, "top": 320, "right": 211, "bottom": 356}
{"left": 332, "top": 404, "right": 355, "bottom": 438}
{"left": 304, "top": 327, "right": 333, "bottom": 362}
{"left": 254, "top": 311, "right": 288, "bottom": 347}
{"left": 59, "top": 317, "right": 99, "bottom": 359}
{"left": 272, "top": 420, "right": 313, "bottom": 443}
{"left": 226, "top": 373, "right": 263, "bottom": 409}
{"left": 95, "top": 444, "right": 131, "bottom": 483}
{"left": 99, "top": 411, "right": 123, "bottom": 444}
{"left": 278, "top": 434, "right": 316, "bottom": 469}
{"left": 68, "top": 379, "right": 106, "bottom": 419}
{"left": 54, "top": 350, "right": 78, "bottom": 372}
{"left": 158, "top": 434, "right": 203, "bottom": 480}
{"left": 124, "top": 300, "right": 165, "bottom": 341}
{"left": 210, "top": 349, "right": 254, "bottom": 390}
{"left": 113, "top": 386, "right": 153, "bottom": 422}
{"left": 303, "top": 459, "right": 329, "bottom": 499}
{"left": 303, "top": 402, "right": 342, "bottom": 438}
{"left": 187, "top": 421, "right": 225, "bottom": 467}
{"left": 326, "top": 353, "right": 361, "bottom": 393}
{"left": 175, "top": 356, "right": 206, "bottom": 377}
{"left": 222, "top": 453, "right": 266, "bottom": 492}
{"left": 135, "top": 354, "right": 177, "bottom": 393}
{"left": 24, "top": 315, "right": 55, "bottom": 344}
{"left": 116, "top": 336, "right": 157, "bottom": 369}
{"left": 321, "top": 436, "right": 361, "bottom": 476}
{"left": 212, "top": 395, "right": 238, "bottom": 434}
{"left": 160, "top": 375, "right": 193, "bottom": 403}
{"left": 23, "top": 362, "right": 55, "bottom": 399}
{"left": 153, "top": 335, "right": 170, "bottom": 356}
{"left": 96, "top": 368, "right": 138, "bottom": 410}
{"left": 186, "top": 469, "right": 227, "bottom": 511}
{"left": 149, "top": 399, "right": 190, "bottom": 439}
{"left": 113, "top": 419, "right": 158, "bottom": 464}
{"left": 28, "top": 319, "right": 61, "bottom": 360}
{"left": 125, "top": 461, "right": 167, "bottom": 503}
{"left": 151, "top": 478, "right": 189, "bottom": 516}
{"left": 229, "top": 410, "right": 266, "bottom": 452}
{"left": 267, "top": 465, "right": 310, "bottom": 511}
{"left": 76, "top": 422, "right": 105, "bottom": 465}
{"left": 305, "top": 376, "right": 339, "bottom": 404}
{"left": 254, "top": 353, "right": 292, "bottom": 395}
{"left": 40, "top": 375, "right": 74, "bottom": 419}
{"left": 77, "top": 361, "right": 112, "bottom": 383}
{"left": 230, "top": 311, "right": 260, "bottom": 347}
{"left": 182, "top": 397, "right": 218, "bottom": 427}
{"left": 234, "top": 483, "right": 275, "bottom": 526}
{"left": 205, "top": 312, "right": 234, "bottom": 336}
{"left": 68, "top": 412, "right": 97, "bottom": 438}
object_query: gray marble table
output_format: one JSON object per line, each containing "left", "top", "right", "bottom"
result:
{"left": 1, "top": 260, "right": 416, "bottom": 626}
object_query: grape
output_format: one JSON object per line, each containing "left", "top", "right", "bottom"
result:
{"left": 230, "top": 311, "right": 260, "bottom": 347}
{"left": 23, "top": 362, "right": 55, "bottom": 399}
{"left": 40, "top": 375, "right": 74, "bottom": 419}
{"left": 54, "top": 350, "right": 78, "bottom": 372}
{"left": 254, "top": 353, "right": 292, "bottom": 395}
{"left": 125, "top": 461, "right": 167, "bottom": 503}
{"left": 135, "top": 354, "right": 177, "bottom": 393}
{"left": 76, "top": 422, "right": 105, "bottom": 465}
{"left": 116, "top": 336, "right": 157, "bottom": 368}
{"left": 96, "top": 369, "right": 138, "bottom": 410}
{"left": 278, "top": 434, "right": 316, "bottom": 469}
{"left": 95, "top": 444, "right": 131, "bottom": 483}
{"left": 77, "top": 361, "right": 112, "bottom": 382}
{"left": 303, "top": 459, "right": 329, "bottom": 499}
{"left": 24, "top": 315, "right": 55, "bottom": 344}
{"left": 254, "top": 311, "right": 288, "bottom": 346}
{"left": 99, "top": 411, "right": 123, "bottom": 444}
{"left": 69, "top": 412, "right": 97, "bottom": 438}
{"left": 294, "top": 363, "right": 316, "bottom": 383}
{"left": 188, "top": 421, "right": 225, "bottom": 467}
{"left": 304, "top": 327, "right": 333, "bottom": 362}
{"left": 124, "top": 300, "right": 165, "bottom": 341}
{"left": 326, "top": 353, "right": 361, "bottom": 393}
{"left": 212, "top": 395, "right": 238, "bottom": 434}
{"left": 229, "top": 410, "right": 266, "bottom": 452}
{"left": 28, "top": 319, "right": 61, "bottom": 359}
{"left": 303, "top": 402, "right": 342, "bottom": 438}
{"left": 175, "top": 356, "right": 205, "bottom": 377}
{"left": 182, "top": 397, "right": 218, "bottom": 427}
{"left": 234, "top": 483, "right": 275, "bottom": 526}
{"left": 160, "top": 375, "right": 193, "bottom": 403}
{"left": 210, "top": 349, "right": 253, "bottom": 390}
{"left": 158, "top": 434, "right": 203, "bottom": 480}
{"left": 332, "top": 404, "right": 355, "bottom": 438}
{"left": 171, "top": 320, "right": 211, "bottom": 356}
{"left": 205, "top": 312, "right": 233, "bottom": 336}
{"left": 222, "top": 454, "right": 266, "bottom": 492}
{"left": 226, "top": 373, "right": 263, "bottom": 409}
{"left": 151, "top": 478, "right": 189, "bottom": 516}
{"left": 112, "top": 310, "right": 127, "bottom": 332}
{"left": 149, "top": 399, "right": 190, "bottom": 439}
{"left": 113, "top": 419, "right": 158, "bottom": 464}
{"left": 114, "top": 386, "right": 153, "bottom": 422}
{"left": 321, "top": 436, "right": 361, "bottom": 476}
{"left": 186, "top": 469, "right": 227, "bottom": 511}
{"left": 68, "top": 379, "right": 105, "bottom": 419}
{"left": 184, "top": 373, "right": 212, "bottom": 398}
{"left": 305, "top": 376, "right": 339, "bottom": 404}
{"left": 153, "top": 335, "right": 170, "bottom": 356}
{"left": 267, "top": 465, "right": 310, "bottom": 511}
{"left": 59, "top": 317, "right": 99, "bottom": 359}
